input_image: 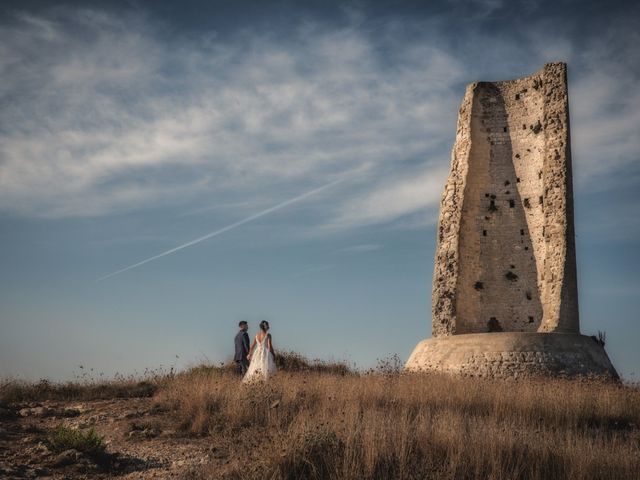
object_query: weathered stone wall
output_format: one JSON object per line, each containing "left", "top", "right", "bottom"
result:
{"left": 539, "top": 63, "right": 579, "bottom": 333}
{"left": 406, "top": 333, "right": 618, "bottom": 379}
{"left": 431, "top": 63, "right": 579, "bottom": 336}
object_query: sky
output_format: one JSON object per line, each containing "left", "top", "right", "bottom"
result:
{"left": 1, "top": 0, "right": 638, "bottom": 381}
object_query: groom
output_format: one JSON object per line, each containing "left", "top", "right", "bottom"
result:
{"left": 234, "top": 321, "right": 250, "bottom": 375}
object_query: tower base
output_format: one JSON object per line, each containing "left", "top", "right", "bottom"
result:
{"left": 405, "top": 333, "right": 618, "bottom": 379}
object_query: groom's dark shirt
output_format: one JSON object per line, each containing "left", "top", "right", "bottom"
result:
{"left": 234, "top": 330, "right": 250, "bottom": 361}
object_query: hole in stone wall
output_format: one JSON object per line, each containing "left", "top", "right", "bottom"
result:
{"left": 526, "top": 291, "right": 532, "bottom": 300}
{"left": 504, "top": 180, "right": 510, "bottom": 186}
{"left": 523, "top": 198, "right": 531, "bottom": 209}
{"left": 522, "top": 124, "right": 526, "bottom": 130}
{"left": 538, "top": 171, "right": 543, "bottom": 179}
{"left": 528, "top": 316, "right": 534, "bottom": 323}
{"left": 509, "top": 199, "right": 515, "bottom": 208}
{"left": 524, "top": 246, "right": 529, "bottom": 251}
{"left": 484, "top": 216, "right": 490, "bottom": 220}
{"left": 516, "top": 177, "right": 521, "bottom": 183}
{"left": 539, "top": 196, "right": 543, "bottom": 205}
{"left": 510, "top": 264, "right": 515, "bottom": 269}
{"left": 485, "top": 193, "right": 489, "bottom": 197}
{"left": 474, "top": 281, "right": 484, "bottom": 290}
{"left": 483, "top": 230, "right": 487, "bottom": 236}
{"left": 488, "top": 317, "right": 503, "bottom": 332}
{"left": 515, "top": 94, "right": 520, "bottom": 100}
{"left": 505, "top": 271, "right": 518, "bottom": 282}
{"left": 515, "top": 154, "right": 520, "bottom": 159}
{"left": 488, "top": 201, "right": 498, "bottom": 212}
{"left": 520, "top": 229, "right": 525, "bottom": 235}
{"left": 503, "top": 126, "right": 507, "bottom": 132}
{"left": 490, "top": 194, "right": 496, "bottom": 199}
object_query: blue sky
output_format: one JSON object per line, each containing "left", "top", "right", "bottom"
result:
{"left": 1, "top": 0, "right": 638, "bottom": 380}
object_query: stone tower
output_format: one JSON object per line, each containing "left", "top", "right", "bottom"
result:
{"left": 406, "top": 63, "right": 617, "bottom": 378}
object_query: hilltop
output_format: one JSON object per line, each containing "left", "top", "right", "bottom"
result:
{"left": 1, "top": 353, "right": 639, "bottom": 479}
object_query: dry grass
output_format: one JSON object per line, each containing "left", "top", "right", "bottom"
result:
{"left": 154, "top": 363, "right": 640, "bottom": 480}
{"left": 0, "top": 378, "right": 160, "bottom": 403}
{"left": 3, "top": 354, "right": 638, "bottom": 479}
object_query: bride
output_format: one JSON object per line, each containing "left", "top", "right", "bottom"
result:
{"left": 242, "top": 320, "right": 277, "bottom": 382}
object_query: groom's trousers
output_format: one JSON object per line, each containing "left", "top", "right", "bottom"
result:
{"left": 236, "top": 359, "right": 249, "bottom": 375}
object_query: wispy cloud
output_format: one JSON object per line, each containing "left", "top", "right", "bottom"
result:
{"left": 325, "top": 165, "right": 450, "bottom": 230}
{"left": 0, "top": 5, "right": 638, "bottom": 236}
{"left": 0, "top": 8, "right": 461, "bottom": 223}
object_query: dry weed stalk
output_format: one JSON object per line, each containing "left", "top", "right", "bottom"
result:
{"left": 154, "top": 363, "right": 640, "bottom": 480}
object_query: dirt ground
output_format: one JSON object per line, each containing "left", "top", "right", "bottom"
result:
{"left": 0, "top": 397, "right": 234, "bottom": 479}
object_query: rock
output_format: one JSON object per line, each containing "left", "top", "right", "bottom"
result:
{"left": 35, "top": 442, "right": 50, "bottom": 455}
{"left": 52, "top": 449, "right": 80, "bottom": 467}
{"left": 61, "top": 408, "right": 81, "bottom": 417}
{"left": 32, "top": 406, "right": 49, "bottom": 417}
{"left": 19, "top": 406, "right": 52, "bottom": 418}
{"left": 123, "top": 410, "right": 145, "bottom": 419}
{"left": 69, "top": 404, "right": 90, "bottom": 413}
{"left": 144, "top": 428, "right": 160, "bottom": 438}
{"left": 129, "top": 427, "right": 160, "bottom": 439}
{"left": 85, "top": 415, "right": 98, "bottom": 425}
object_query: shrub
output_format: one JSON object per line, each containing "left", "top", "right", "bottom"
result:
{"left": 275, "top": 351, "right": 351, "bottom": 375}
{"left": 48, "top": 424, "right": 106, "bottom": 458}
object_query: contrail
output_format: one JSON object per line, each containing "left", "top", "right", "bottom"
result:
{"left": 96, "top": 177, "right": 345, "bottom": 282}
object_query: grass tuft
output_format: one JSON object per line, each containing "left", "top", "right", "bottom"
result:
{"left": 48, "top": 424, "right": 106, "bottom": 458}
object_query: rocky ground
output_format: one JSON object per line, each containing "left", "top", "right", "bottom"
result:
{"left": 0, "top": 397, "right": 231, "bottom": 479}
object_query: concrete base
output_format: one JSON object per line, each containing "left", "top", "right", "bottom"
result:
{"left": 405, "top": 333, "right": 618, "bottom": 379}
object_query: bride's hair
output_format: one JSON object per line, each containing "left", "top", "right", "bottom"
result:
{"left": 259, "top": 320, "right": 270, "bottom": 332}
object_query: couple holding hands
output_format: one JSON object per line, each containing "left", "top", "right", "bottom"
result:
{"left": 233, "top": 320, "right": 277, "bottom": 382}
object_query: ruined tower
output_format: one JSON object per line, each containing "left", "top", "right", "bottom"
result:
{"left": 406, "top": 63, "right": 617, "bottom": 378}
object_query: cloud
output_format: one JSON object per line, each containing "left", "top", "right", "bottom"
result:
{"left": 569, "top": 23, "right": 640, "bottom": 190}
{"left": 326, "top": 164, "right": 450, "bottom": 230}
{"left": 0, "top": 8, "right": 463, "bottom": 223}
{"left": 0, "top": 5, "right": 638, "bottom": 235}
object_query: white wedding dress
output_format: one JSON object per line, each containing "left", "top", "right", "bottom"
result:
{"left": 242, "top": 334, "right": 277, "bottom": 383}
